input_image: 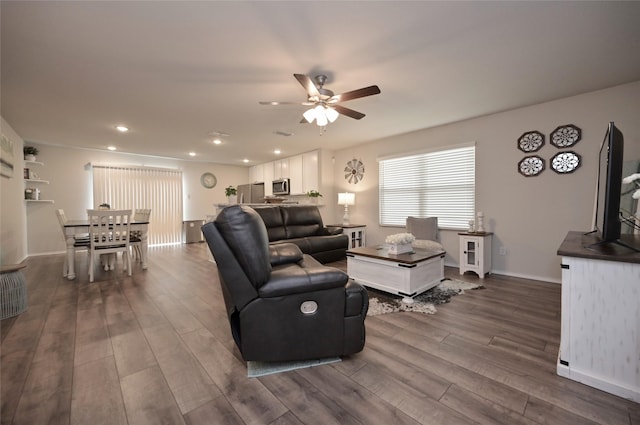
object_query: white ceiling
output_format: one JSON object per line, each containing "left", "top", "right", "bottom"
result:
{"left": 2, "top": 1, "right": 640, "bottom": 166}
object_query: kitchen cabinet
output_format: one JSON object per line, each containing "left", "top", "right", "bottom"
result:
{"left": 288, "top": 155, "right": 303, "bottom": 195}
{"left": 273, "top": 158, "right": 290, "bottom": 179}
{"left": 250, "top": 163, "right": 264, "bottom": 183}
{"left": 253, "top": 149, "right": 319, "bottom": 197}
{"left": 302, "top": 150, "right": 319, "bottom": 193}
{"left": 263, "top": 162, "right": 274, "bottom": 196}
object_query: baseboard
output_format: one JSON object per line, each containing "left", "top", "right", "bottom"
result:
{"left": 445, "top": 260, "right": 560, "bottom": 284}
{"left": 27, "top": 250, "right": 67, "bottom": 257}
{"left": 557, "top": 362, "right": 640, "bottom": 403}
{"left": 491, "top": 268, "right": 561, "bottom": 284}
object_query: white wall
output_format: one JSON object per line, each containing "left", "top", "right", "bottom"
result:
{"left": 22, "top": 145, "right": 248, "bottom": 255}
{"left": 332, "top": 81, "right": 640, "bottom": 283}
{"left": 0, "top": 117, "right": 28, "bottom": 264}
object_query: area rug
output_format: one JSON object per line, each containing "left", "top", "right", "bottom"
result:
{"left": 247, "top": 356, "right": 341, "bottom": 378}
{"left": 367, "top": 278, "right": 484, "bottom": 316}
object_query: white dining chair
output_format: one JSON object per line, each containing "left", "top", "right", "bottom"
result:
{"left": 55, "top": 209, "right": 90, "bottom": 278}
{"left": 130, "top": 208, "right": 151, "bottom": 261}
{"left": 87, "top": 209, "right": 133, "bottom": 282}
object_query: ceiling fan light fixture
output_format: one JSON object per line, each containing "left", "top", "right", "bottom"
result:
{"left": 303, "top": 108, "right": 316, "bottom": 123}
{"left": 325, "top": 107, "right": 339, "bottom": 123}
{"left": 315, "top": 110, "right": 328, "bottom": 127}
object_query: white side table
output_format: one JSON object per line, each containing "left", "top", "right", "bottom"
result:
{"left": 328, "top": 224, "right": 366, "bottom": 248}
{"left": 458, "top": 232, "right": 492, "bottom": 278}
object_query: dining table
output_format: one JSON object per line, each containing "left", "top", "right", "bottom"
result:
{"left": 63, "top": 219, "right": 150, "bottom": 280}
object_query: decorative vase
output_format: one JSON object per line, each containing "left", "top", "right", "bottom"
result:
{"left": 24, "top": 154, "right": 36, "bottom": 162}
{"left": 227, "top": 195, "right": 237, "bottom": 204}
{"left": 476, "top": 211, "right": 485, "bottom": 233}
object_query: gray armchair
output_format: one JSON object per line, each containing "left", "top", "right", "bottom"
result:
{"left": 202, "top": 205, "right": 368, "bottom": 362}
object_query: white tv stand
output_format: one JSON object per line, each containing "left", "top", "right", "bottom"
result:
{"left": 557, "top": 231, "right": 640, "bottom": 402}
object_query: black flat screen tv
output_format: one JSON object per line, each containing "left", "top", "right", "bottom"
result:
{"left": 593, "top": 121, "right": 624, "bottom": 244}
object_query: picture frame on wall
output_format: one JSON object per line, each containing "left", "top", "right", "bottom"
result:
{"left": 1, "top": 134, "right": 15, "bottom": 178}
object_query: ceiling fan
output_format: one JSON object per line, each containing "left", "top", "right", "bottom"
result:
{"left": 260, "top": 74, "right": 381, "bottom": 126}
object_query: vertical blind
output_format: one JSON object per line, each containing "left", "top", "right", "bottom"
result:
{"left": 378, "top": 145, "right": 475, "bottom": 228}
{"left": 92, "top": 165, "right": 183, "bottom": 246}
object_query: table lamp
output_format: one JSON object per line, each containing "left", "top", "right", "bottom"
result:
{"left": 338, "top": 192, "right": 355, "bottom": 225}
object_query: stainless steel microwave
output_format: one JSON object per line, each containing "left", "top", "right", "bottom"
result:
{"left": 272, "top": 178, "right": 289, "bottom": 195}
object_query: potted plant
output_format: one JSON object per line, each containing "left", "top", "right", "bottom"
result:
{"left": 306, "top": 190, "right": 322, "bottom": 204}
{"left": 23, "top": 146, "right": 39, "bottom": 161}
{"left": 225, "top": 186, "right": 237, "bottom": 204}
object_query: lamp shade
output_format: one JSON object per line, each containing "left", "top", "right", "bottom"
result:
{"left": 338, "top": 192, "right": 355, "bottom": 206}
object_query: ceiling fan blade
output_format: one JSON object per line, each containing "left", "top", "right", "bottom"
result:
{"left": 294, "top": 73, "right": 320, "bottom": 98}
{"left": 330, "top": 85, "right": 381, "bottom": 103}
{"left": 333, "top": 104, "right": 366, "bottom": 120}
{"left": 259, "top": 101, "right": 315, "bottom": 106}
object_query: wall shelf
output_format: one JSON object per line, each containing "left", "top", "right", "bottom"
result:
{"left": 23, "top": 159, "right": 54, "bottom": 203}
{"left": 24, "top": 160, "right": 44, "bottom": 166}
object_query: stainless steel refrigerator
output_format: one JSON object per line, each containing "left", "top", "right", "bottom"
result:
{"left": 237, "top": 183, "right": 265, "bottom": 203}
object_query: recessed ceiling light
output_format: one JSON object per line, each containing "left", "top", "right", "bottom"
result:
{"left": 274, "top": 149, "right": 281, "bottom": 155}
{"left": 212, "top": 138, "right": 222, "bottom": 145}
{"left": 189, "top": 152, "right": 196, "bottom": 157}
{"left": 107, "top": 146, "right": 117, "bottom": 151}
{"left": 243, "top": 159, "right": 249, "bottom": 163}
{"left": 115, "top": 125, "right": 129, "bottom": 132}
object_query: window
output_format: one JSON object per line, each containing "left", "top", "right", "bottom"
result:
{"left": 92, "top": 164, "right": 183, "bottom": 246}
{"left": 378, "top": 144, "right": 475, "bottom": 229}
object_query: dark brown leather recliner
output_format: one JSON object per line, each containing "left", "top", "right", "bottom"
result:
{"left": 202, "top": 205, "right": 368, "bottom": 362}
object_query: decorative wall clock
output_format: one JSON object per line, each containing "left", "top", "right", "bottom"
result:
{"left": 344, "top": 159, "right": 364, "bottom": 184}
{"left": 518, "top": 155, "right": 545, "bottom": 177}
{"left": 200, "top": 172, "right": 217, "bottom": 189}
{"left": 550, "top": 124, "right": 581, "bottom": 148}
{"left": 517, "top": 130, "right": 545, "bottom": 153}
{"left": 551, "top": 151, "right": 581, "bottom": 174}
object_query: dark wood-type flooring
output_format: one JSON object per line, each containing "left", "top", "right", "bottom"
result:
{"left": 2, "top": 243, "right": 638, "bottom": 425}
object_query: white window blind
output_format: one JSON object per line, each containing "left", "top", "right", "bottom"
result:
{"left": 92, "top": 165, "right": 183, "bottom": 246}
{"left": 378, "top": 145, "right": 475, "bottom": 228}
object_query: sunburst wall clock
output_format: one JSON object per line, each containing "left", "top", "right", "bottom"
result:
{"left": 344, "top": 159, "right": 364, "bottom": 184}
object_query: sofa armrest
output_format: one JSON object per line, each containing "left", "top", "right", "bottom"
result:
{"left": 269, "top": 243, "right": 304, "bottom": 266}
{"left": 322, "top": 226, "right": 344, "bottom": 236}
{"left": 258, "top": 261, "right": 348, "bottom": 298}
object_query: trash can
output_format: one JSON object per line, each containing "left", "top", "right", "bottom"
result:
{"left": 183, "top": 220, "right": 205, "bottom": 243}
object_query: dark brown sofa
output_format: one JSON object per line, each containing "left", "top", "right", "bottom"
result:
{"left": 251, "top": 205, "right": 348, "bottom": 264}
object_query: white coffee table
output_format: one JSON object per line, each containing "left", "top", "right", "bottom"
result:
{"left": 346, "top": 246, "right": 446, "bottom": 303}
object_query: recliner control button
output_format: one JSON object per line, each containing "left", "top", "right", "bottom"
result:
{"left": 300, "top": 301, "right": 318, "bottom": 315}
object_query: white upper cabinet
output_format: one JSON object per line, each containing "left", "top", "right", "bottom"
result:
{"left": 256, "top": 150, "right": 319, "bottom": 197}
{"left": 288, "top": 155, "right": 303, "bottom": 195}
{"left": 250, "top": 163, "right": 264, "bottom": 183}
{"left": 302, "top": 150, "right": 319, "bottom": 193}
{"left": 273, "top": 158, "right": 290, "bottom": 179}
{"left": 263, "top": 162, "right": 274, "bottom": 196}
